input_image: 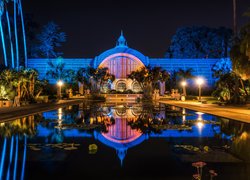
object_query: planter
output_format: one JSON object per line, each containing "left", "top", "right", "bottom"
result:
{"left": 36, "top": 96, "right": 49, "bottom": 103}
{"left": 0, "top": 100, "right": 13, "bottom": 107}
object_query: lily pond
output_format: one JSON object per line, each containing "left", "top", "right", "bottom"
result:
{"left": 0, "top": 102, "right": 250, "bottom": 180}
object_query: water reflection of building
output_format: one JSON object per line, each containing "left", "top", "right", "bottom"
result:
{"left": 37, "top": 105, "right": 221, "bottom": 166}
{"left": 96, "top": 106, "right": 145, "bottom": 166}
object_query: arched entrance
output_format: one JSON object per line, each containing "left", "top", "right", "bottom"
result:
{"left": 98, "top": 53, "right": 145, "bottom": 92}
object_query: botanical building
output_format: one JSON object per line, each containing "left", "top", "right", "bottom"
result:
{"left": 28, "top": 32, "right": 224, "bottom": 93}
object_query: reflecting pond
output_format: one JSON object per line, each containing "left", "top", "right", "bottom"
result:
{"left": 0, "top": 102, "right": 250, "bottom": 180}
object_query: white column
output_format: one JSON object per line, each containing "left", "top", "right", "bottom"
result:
{"left": 159, "top": 81, "right": 165, "bottom": 96}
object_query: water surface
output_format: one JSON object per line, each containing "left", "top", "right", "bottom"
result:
{"left": 0, "top": 102, "right": 249, "bottom": 180}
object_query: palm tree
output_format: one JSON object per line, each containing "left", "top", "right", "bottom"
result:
{"left": 0, "top": 0, "right": 8, "bottom": 67}
{"left": 233, "top": 0, "right": 237, "bottom": 35}
{"left": 75, "top": 68, "right": 89, "bottom": 95}
{"left": 176, "top": 68, "right": 194, "bottom": 96}
{"left": 13, "top": 0, "right": 19, "bottom": 68}
{"left": 18, "top": 0, "right": 27, "bottom": 67}
{"left": 91, "top": 67, "right": 115, "bottom": 93}
{"left": 5, "top": 6, "right": 15, "bottom": 68}
{"left": 230, "top": 14, "right": 250, "bottom": 103}
{"left": 128, "top": 66, "right": 169, "bottom": 100}
{"left": 46, "top": 59, "right": 71, "bottom": 82}
{"left": 25, "top": 68, "right": 38, "bottom": 98}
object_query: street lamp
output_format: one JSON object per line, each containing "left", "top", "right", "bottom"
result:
{"left": 57, "top": 80, "right": 63, "bottom": 99}
{"left": 196, "top": 78, "right": 204, "bottom": 101}
{"left": 181, "top": 81, "right": 187, "bottom": 96}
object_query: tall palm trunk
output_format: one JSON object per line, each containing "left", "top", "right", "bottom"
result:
{"left": 240, "top": 78, "right": 248, "bottom": 102}
{"left": 29, "top": 75, "right": 35, "bottom": 97}
{"left": 18, "top": 0, "right": 27, "bottom": 67}
{"left": 233, "top": 0, "right": 237, "bottom": 35}
{"left": 14, "top": 0, "right": 19, "bottom": 69}
{"left": 6, "top": 9, "right": 15, "bottom": 68}
{"left": 17, "top": 81, "right": 21, "bottom": 98}
{"left": 0, "top": 19, "right": 8, "bottom": 66}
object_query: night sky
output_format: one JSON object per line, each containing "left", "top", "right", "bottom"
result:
{"left": 23, "top": 0, "right": 249, "bottom": 58}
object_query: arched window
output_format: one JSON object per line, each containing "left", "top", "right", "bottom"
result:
{"left": 132, "top": 81, "right": 142, "bottom": 92}
{"left": 116, "top": 81, "right": 126, "bottom": 92}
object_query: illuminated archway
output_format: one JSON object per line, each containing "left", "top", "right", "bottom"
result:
{"left": 98, "top": 53, "right": 145, "bottom": 91}
{"left": 98, "top": 53, "right": 145, "bottom": 79}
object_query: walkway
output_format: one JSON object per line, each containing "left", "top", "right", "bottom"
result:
{"left": 0, "top": 99, "right": 83, "bottom": 122}
{"left": 159, "top": 100, "right": 250, "bottom": 123}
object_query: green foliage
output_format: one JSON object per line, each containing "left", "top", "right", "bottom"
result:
{"left": 166, "top": 26, "right": 232, "bottom": 58}
{"left": 128, "top": 66, "right": 170, "bottom": 99}
{"left": 87, "top": 67, "right": 115, "bottom": 93}
{"left": 46, "top": 58, "right": 76, "bottom": 83}
{"left": 230, "top": 20, "right": 250, "bottom": 80}
{"left": 212, "top": 72, "right": 249, "bottom": 103}
{"left": 32, "top": 21, "right": 66, "bottom": 58}
{"left": 0, "top": 68, "right": 48, "bottom": 102}
{"left": 212, "top": 58, "right": 232, "bottom": 78}
{"left": 176, "top": 68, "right": 194, "bottom": 80}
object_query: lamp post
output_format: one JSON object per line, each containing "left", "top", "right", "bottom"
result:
{"left": 196, "top": 78, "right": 204, "bottom": 101}
{"left": 57, "top": 80, "right": 63, "bottom": 99}
{"left": 181, "top": 81, "right": 187, "bottom": 96}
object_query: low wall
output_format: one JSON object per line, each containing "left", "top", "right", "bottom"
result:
{"left": 103, "top": 94, "right": 143, "bottom": 102}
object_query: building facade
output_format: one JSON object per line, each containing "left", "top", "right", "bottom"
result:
{"left": 28, "top": 32, "right": 223, "bottom": 93}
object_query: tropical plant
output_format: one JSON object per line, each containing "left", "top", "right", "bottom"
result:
{"left": 74, "top": 68, "right": 88, "bottom": 94}
{"left": 212, "top": 58, "right": 232, "bottom": 78}
{"left": 0, "top": 67, "right": 48, "bottom": 102}
{"left": 90, "top": 67, "right": 115, "bottom": 93}
{"left": 176, "top": 68, "right": 194, "bottom": 96}
{"left": 46, "top": 58, "right": 75, "bottom": 83}
{"left": 228, "top": 9, "right": 250, "bottom": 103}
{"left": 212, "top": 72, "right": 248, "bottom": 103}
{"left": 128, "top": 66, "right": 170, "bottom": 100}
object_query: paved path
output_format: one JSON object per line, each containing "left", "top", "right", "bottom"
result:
{"left": 159, "top": 100, "right": 250, "bottom": 123}
{"left": 0, "top": 99, "right": 83, "bottom": 122}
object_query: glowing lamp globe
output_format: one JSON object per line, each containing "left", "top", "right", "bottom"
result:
{"left": 196, "top": 78, "right": 204, "bottom": 86}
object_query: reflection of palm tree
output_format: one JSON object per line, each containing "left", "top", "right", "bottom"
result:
{"left": 0, "top": 115, "right": 38, "bottom": 137}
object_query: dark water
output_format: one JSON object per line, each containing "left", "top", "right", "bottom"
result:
{"left": 0, "top": 102, "right": 250, "bottom": 180}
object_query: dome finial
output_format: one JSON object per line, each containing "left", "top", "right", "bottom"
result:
{"left": 116, "top": 31, "right": 127, "bottom": 47}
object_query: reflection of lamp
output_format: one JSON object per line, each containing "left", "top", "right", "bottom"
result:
{"left": 196, "top": 121, "right": 204, "bottom": 129}
{"left": 196, "top": 78, "right": 204, "bottom": 101}
{"left": 196, "top": 112, "right": 204, "bottom": 120}
{"left": 181, "top": 81, "right": 187, "bottom": 96}
{"left": 182, "top": 108, "right": 186, "bottom": 123}
{"left": 58, "top": 108, "right": 63, "bottom": 120}
{"left": 57, "top": 80, "right": 63, "bottom": 99}
{"left": 195, "top": 112, "right": 204, "bottom": 134}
